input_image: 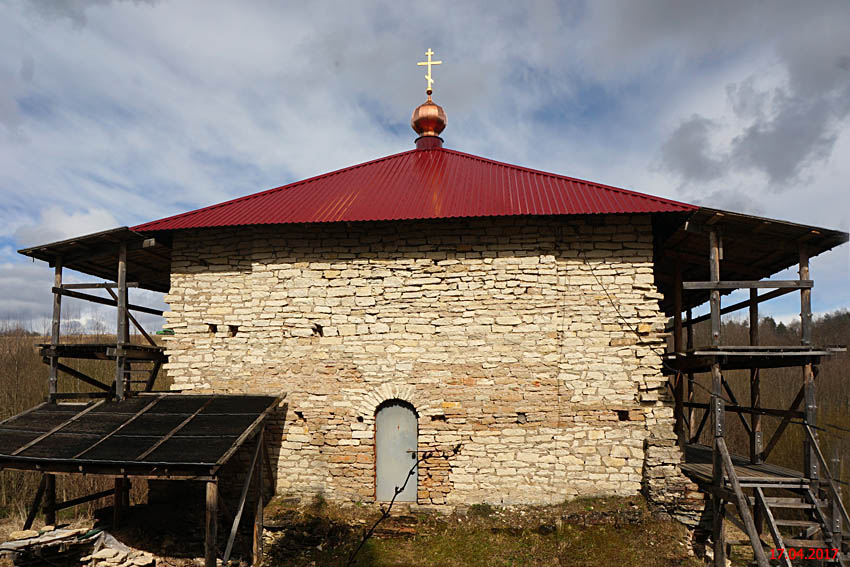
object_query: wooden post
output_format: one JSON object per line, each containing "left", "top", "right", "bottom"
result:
{"left": 686, "top": 307, "right": 694, "bottom": 440}
{"left": 709, "top": 230, "right": 721, "bottom": 347}
{"left": 45, "top": 474, "right": 56, "bottom": 526}
{"left": 749, "top": 289, "right": 762, "bottom": 464}
{"left": 23, "top": 475, "right": 48, "bottom": 530}
{"left": 831, "top": 448, "right": 842, "bottom": 551}
{"left": 113, "top": 477, "right": 124, "bottom": 527}
{"left": 206, "top": 480, "right": 218, "bottom": 567}
{"left": 49, "top": 260, "right": 63, "bottom": 403}
{"left": 673, "top": 261, "right": 684, "bottom": 442}
{"left": 254, "top": 430, "right": 264, "bottom": 566}
{"left": 799, "top": 245, "right": 818, "bottom": 491}
{"left": 749, "top": 290, "right": 764, "bottom": 536}
{"left": 709, "top": 229, "right": 726, "bottom": 566}
{"left": 115, "top": 243, "right": 128, "bottom": 401}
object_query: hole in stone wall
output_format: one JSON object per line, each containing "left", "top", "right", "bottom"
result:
{"left": 208, "top": 324, "right": 217, "bottom": 336}
{"left": 431, "top": 415, "right": 446, "bottom": 422}
{"left": 516, "top": 412, "right": 527, "bottom": 424}
{"left": 356, "top": 416, "right": 364, "bottom": 423}
{"left": 312, "top": 323, "right": 324, "bottom": 337}
{"left": 228, "top": 325, "right": 238, "bottom": 337}
{"left": 617, "top": 410, "right": 630, "bottom": 421}
{"left": 295, "top": 411, "right": 305, "bottom": 421}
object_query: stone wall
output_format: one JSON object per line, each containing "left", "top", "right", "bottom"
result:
{"left": 162, "top": 215, "right": 693, "bottom": 510}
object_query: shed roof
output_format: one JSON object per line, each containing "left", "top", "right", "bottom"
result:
{"left": 0, "top": 393, "right": 281, "bottom": 477}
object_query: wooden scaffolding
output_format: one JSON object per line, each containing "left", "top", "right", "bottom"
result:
{"left": 12, "top": 228, "right": 281, "bottom": 567}
{"left": 662, "top": 218, "right": 849, "bottom": 566}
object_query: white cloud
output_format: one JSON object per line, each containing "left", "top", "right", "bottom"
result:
{"left": 0, "top": 0, "right": 846, "bottom": 324}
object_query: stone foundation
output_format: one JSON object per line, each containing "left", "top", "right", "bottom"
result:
{"left": 162, "top": 215, "right": 695, "bottom": 512}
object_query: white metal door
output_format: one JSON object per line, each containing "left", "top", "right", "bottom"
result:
{"left": 375, "top": 401, "right": 417, "bottom": 502}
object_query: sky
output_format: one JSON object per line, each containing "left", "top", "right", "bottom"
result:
{"left": 0, "top": 0, "right": 848, "bottom": 332}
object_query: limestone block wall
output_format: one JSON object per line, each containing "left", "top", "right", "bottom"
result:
{"left": 162, "top": 215, "right": 691, "bottom": 509}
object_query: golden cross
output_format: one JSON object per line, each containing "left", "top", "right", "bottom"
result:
{"left": 417, "top": 48, "right": 442, "bottom": 92}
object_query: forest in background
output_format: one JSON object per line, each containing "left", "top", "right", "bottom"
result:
{"left": 0, "top": 311, "right": 847, "bottom": 521}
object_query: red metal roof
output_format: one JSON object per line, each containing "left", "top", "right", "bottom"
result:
{"left": 132, "top": 147, "right": 696, "bottom": 231}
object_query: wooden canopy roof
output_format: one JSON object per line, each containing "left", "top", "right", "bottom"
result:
{"left": 654, "top": 208, "right": 848, "bottom": 316}
{"left": 18, "top": 227, "right": 172, "bottom": 293}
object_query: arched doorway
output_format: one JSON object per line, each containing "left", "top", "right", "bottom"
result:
{"left": 375, "top": 400, "right": 418, "bottom": 502}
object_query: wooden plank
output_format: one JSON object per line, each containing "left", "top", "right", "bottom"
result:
{"left": 135, "top": 397, "right": 215, "bottom": 461}
{"left": 51, "top": 287, "right": 164, "bottom": 316}
{"left": 717, "top": 438, "right": 770, "bottom": 567}
{"left": 683, "top": 279, "right": 813, "bottom": 290}
{"left": 74, "top": 395, "right": 163, "bottom": 458}
{"left": 206, "top": 480, "right": 218, "bottom": 567}
{"left": 11, "top": 401, "right": 105, "bottom": 456}
{"left": 223, "top": 434, "right": 262, "bottom": 563}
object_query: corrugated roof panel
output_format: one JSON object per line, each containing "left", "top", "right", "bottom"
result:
{"left": 132, "top": 147, "right": 696, "bottom": 231}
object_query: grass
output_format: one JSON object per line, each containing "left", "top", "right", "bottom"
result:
{"left": 262, "top": 495, "right": 702, "bottom": 567}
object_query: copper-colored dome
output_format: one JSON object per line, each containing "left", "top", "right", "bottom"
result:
{"left": 411, "top": 93, "right": 446, "bottom": 137}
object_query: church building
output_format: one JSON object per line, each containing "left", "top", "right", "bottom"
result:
{"left": 14, "top": 53, "right": 849, "bottom": 557}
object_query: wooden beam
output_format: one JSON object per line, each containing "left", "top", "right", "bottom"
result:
{"left": 135, "top": 397, "right": 215, "bottom": 460}
{"left": 49, "top": 260, "right": 63, "bottom": 402}
{"left": 51, "top": 287, "right": 164, "bottom": 316}
{"left": 717, "top": 438, "right": 770, "bottom": 567}
{"left": 55, "top": 488, "right": 114, "bottom": 511}
{"left": 74, "top": 396, "right": 163, "bottom": 459}
{"left": 665, "top": 287, "right": 796, "bottom": 331}
{"left": 61, "top": 282, "right": 139, "bottom": 290}
{"left": 673, "top": 261, "right": 684, "bottom": 442}
{"left": 709, "top": 230, "right": 721, "bottom": 347}
{"left": 683, "top": 402, "right": 803, "bottom": 420}
{"left": 761, "top": 385, "right": 805, "bottom": 461}
{"left": 53, "top": 361, "right": 111, "bottom": 391}
{"left": 11, "top": 401, "right": 105, "bottom": 456}
{"left": 223, "top": 434, "right": 263, "bottom": 563}
{"left": 682, "top": 279, "right": 813, "bottom": 290}
{"left": 44, "top": 474, "right": 55, "bottom": 526}
{"left": 23, "top": 475, "right": 47, "bottom": 530}
{"left": 106, "top": 287, "right": 156, "bottom": 346}
{"left": 212, "top": 398, "right": 283, "bottom": 472}
{"left": 206, "top": 480, "right": 218, "bottom": 567}
{"left": 115, "top": 243, "right": 128, "bottom": 401}
{"left": 254, "top": 430, "right": 264, "bottom": 567}
{"left": 755, "top": 488, "right": 793, "bottom": 567}
{"left": 721, "top": 379, "right": 753, "bottom": 437}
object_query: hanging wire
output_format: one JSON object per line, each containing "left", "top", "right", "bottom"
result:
{"left": 577, "top": 248, "right": 735, "bottom": 405}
